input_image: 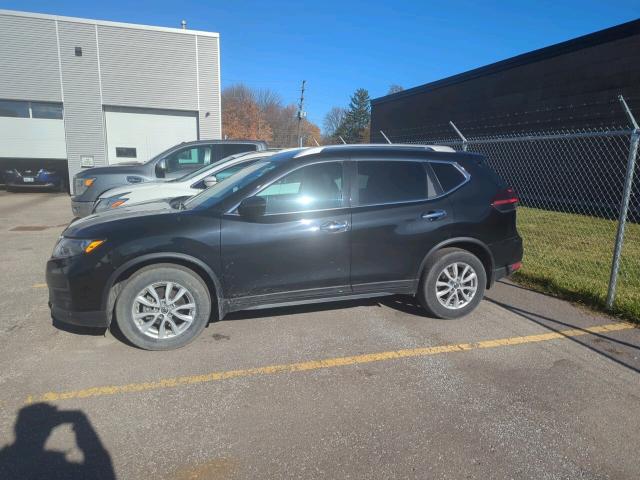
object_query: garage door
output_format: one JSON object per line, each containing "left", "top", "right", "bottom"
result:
{"left": 104, "top": 107, "right": 198, "bottom": 165}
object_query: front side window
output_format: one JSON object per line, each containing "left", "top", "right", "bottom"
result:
{"left": 356, "top": 161, "right": 436, "bottom": 206}
{"left": 0, "top": 100, "right": 29, "bottom": 118}
{"left": 165, "top": 146, "right": 212, "bottom": 173}
{"left": 257, "top": 162, "right": 343, "bottom": 214}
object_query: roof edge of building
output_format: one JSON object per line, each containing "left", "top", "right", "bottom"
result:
{"left": 0, "top": 9, "right": 219, "bottom": 37}
{"left": 371, "top": 18, "right": 640, "bottom": 106}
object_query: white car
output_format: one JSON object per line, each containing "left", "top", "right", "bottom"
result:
{"left": 93, "top": 150, "right": 279, "bottom": 213}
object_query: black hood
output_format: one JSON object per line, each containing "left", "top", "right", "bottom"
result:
{"left": 64, "top": 200, "right": 175, "bottom": 237}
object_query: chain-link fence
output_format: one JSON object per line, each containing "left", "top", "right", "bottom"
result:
{"left": 376, "top": 97, "right": 640, "bottom": 321}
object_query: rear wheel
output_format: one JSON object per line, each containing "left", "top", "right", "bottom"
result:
{"left": 115, "top": 264, "right": 211, "bottom": 350}
{"left": 418, "top": 248, "right": 486, "bottom": 319}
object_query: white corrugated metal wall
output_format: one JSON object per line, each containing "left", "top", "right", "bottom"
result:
{"left": 0, "top": 10, "right": 221, "bottom": 184}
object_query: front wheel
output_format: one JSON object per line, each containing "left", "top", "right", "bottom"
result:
{"left": 418, "top": 248, "right": 486, "bottom": 319}
{"left": 115, "top": 264, "right": 211, "bottom": 350}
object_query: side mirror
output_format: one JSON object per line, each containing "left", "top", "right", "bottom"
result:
{"left": 203, "top": 175, "right": 218, "bottom": 188}
{"left": 155, "top": 159, "right": 167, "bottom": 178}
{"left": 238, "top": 196, "right": 266, "bottom": 219}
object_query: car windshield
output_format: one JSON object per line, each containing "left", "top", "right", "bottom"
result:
{"left": 169, "top": 152, "right": 253, "bottom": 183}
{"left": 184, "top": 160, "right": 278, "bottom": 210}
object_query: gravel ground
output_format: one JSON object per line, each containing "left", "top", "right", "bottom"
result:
{"left": 0, "top": 191, "right": 638, "bottom": 480}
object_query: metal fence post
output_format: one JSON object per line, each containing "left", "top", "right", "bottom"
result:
{"left": 449, "top": 121, "right": 468, "bottom": 151}
{"left": 379, "top": 130, "right": 392, "bottom": 144}
{"left": 606, "top": 96, "right": 640, "bottom": 309}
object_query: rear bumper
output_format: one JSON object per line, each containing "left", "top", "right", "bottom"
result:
{"left": 488, "top": 235, "right": 523, "bottom": 287}
{"left": 71, "top": 200, "right": 94, "bottom": 218}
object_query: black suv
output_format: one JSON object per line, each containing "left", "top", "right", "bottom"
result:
{"left": 47, "top": 145, "right": 523, "bottom": 350}
{"left": 71, "top": 140, "right": 267, "bottom": 217}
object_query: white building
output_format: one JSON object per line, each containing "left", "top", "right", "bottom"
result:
{"left": 0, "top": 9, "right": 221, "bottom": 187}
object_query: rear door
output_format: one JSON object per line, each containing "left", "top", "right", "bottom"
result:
{"left": 350, "top": 158, "right": 456, "bottom": 293}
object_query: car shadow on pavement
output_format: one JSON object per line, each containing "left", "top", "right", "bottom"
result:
{"left": 0, "top": 403, "right": 116, "bottom": 480}
{"left": 486, "top": 297, "right": 640, "bottom": 374}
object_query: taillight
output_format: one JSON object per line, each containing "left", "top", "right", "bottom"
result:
{"left": 491, "top": 187, "right": 518, "bottom": 210}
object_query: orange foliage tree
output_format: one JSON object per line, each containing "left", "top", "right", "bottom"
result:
{"left": 222, "top": 84, "right": 272, "bottom": 141}
{"left": 222, "top": 83, "right": 322, "bottom": 147}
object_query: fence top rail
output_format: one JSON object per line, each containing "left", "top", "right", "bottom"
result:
{"left": 409, "top": 129, "right": 636, "bottom": 146}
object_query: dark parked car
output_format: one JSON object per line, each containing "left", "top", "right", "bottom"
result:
{"left": 71, "top": 140, "right": 267, "bottom": 217}
{"left": 47, "top": 144, "right": 523, "bottom": 350}
{"left": 4, "top": 167, "right": 66, "bottom": 191}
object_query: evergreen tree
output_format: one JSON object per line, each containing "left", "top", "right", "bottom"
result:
{"left": 335, "top": 88, "right": 371, "bottom": 143}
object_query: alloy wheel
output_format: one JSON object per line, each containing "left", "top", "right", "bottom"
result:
{"left": 435, "top": 262, "right": 478, "bottom": 310}
{"left": 131, "top": 281, "right": 196, "bottom": 340}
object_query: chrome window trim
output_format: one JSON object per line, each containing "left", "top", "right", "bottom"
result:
{"left": 225, "top": 158, "right": 471, "bottom": 215}
{"left": 353, "top": 159, "right": 470, "bottom": 209}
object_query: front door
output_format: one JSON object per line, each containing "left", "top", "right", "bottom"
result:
{"left": 221, "top": 161, "right": 351, "bottom": 306}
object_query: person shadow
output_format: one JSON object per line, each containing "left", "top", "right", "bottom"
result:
{"left": 0, "top": 403, "right": 116, "bottom": 480}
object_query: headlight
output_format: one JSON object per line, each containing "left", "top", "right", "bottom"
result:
{"left": 51, "top": 237, "right": 105, "bottom": 258}
{"left": 94, "top": 193, "right": 130, "bottom": 212}
{"left": 74, "top": 177, "right": 96, "bottom": 196}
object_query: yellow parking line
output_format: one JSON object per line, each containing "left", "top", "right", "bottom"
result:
{"left": 25, "top": 321, "right": 635, "bottom": 404}
{"left": 32, "top": 283, "right": 47, "bottom": 288}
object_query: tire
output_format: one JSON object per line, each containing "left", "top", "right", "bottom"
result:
{"left": 115, "top": 264, "right": 211, "bottom": 350}
{"left": 418, "top": 247, "right": 486, "bottom": 319}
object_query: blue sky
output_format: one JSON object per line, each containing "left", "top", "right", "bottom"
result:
{"left": 1, "top": 0, "right": 638, "bottom": 129}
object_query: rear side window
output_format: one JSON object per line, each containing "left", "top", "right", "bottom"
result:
{"left": 357, "top": 161, "right": 436, "bottom": 206}
{"left": 430, "top": 162, "right": 467, "bottom": 192}
{"left": 222, "top": 144, "right": 257, "bottom": 157}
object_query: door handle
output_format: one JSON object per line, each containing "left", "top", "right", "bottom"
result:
{"left": 421, "top": 210, "right": 447, "bottom": 221}
{"left": 320, "top": 220, "right": 349, "bottom": 232}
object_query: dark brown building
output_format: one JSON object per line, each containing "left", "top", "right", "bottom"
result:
{"left": 371, "top": 19, "right": 640, "bottom": 140}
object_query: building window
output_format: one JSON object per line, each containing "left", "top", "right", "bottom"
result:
{"left": 0, "top": 100, "right": 29, "bottom": 118}
{"left": 31, "top": 102, "right": 64, "bottom": 120}
{"left": 116, "top": 147, "right": 137, "bottom": 158}
{"left": 0, "top": 100, "right": 64, "bottom": 119}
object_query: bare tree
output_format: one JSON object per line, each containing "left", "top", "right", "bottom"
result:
{"left": 323, "top": 107, "right": 347, "bottom": 137}
{"left": 387, "top": 84, "right": 404, "bottom": 95}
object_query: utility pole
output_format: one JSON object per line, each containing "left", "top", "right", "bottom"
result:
{"left": 296, "top": 80, "right": 306, "bottom": 148}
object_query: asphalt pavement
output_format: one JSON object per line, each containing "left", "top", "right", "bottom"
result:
{"left": 0, "top": 190, "right": 639, "bottom": 479}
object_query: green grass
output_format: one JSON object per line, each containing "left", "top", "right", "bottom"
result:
{"left": 513, "top": 207, "right": 640, "bottom": 322}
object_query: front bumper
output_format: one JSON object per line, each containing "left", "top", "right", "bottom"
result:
{"left": 50, "top": 303, "right": 108, "bottom": 328}
{"left": 71, "top": 200, "right": 94, "bottom": 218}
{"left": 46, "top": 255, "right": 112, "bottom": 328}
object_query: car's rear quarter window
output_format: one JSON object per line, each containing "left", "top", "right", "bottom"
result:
{"left": 430, "top": 162, "right": 467, "bottom": 192}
